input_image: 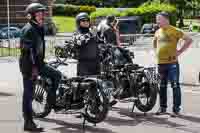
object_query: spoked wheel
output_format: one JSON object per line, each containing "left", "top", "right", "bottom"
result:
{"left": 135, "top": 74, "right": 158, "bottom": 112}
{"left": 83, "top": 82, "right": 109, "bottom": 124}
{"left": 32, "top": 77, "right": 52, "bottom": 118}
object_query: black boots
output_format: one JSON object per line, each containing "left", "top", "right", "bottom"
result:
{"left": 24, "top": 120, "right": 44, "bottom": 132}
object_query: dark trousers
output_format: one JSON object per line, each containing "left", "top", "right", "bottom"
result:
{"left": 158, "top": 62, "right": 181, "bottom": 112}
{"left": 22, "top": 64, "right": 61, "bottom": 120}
{"left": 22, "top": 78, "right": 34, "bottom": 120}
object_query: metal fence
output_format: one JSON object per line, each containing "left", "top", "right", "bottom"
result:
{"left": 0, "top": 37, "right": 68, "bottom": 58}
{"left": 0, "top": 33, "right": 199, "bottom": 58}
{"left": 0, "top": 39, "right": 20, "bottom": 57}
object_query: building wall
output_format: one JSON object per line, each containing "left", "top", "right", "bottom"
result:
{"left": 0, "top": 0, "right": 54, "bottom": 27}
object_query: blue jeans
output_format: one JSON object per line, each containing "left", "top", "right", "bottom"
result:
{"left": 158, "top": 63, "right": 181, "bottom": 112}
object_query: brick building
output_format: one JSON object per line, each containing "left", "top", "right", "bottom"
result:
{"left": 0, "top": 0, "right": 54, "bottom": 27}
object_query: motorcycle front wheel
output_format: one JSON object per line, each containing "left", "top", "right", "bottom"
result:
{"left": 135, "top": 74, "right": 158, "bottom": 112}
{"left": 83, "top": 81, "right": 109, "bottom": 124}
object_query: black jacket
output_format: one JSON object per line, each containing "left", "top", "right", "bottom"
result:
{"left": 98, "top": 22, "right": 118, "bottom": 46}
{"left": 103, "top": 27, "right": 118, "bottom": 46}
{"left": 72, "top": 30, "right": 100, "bottom": 76}
{"left": 19, "top": 21, "right": 45, "bottom": 78}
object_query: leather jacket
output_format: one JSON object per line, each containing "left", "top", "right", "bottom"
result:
{"left": 72, "top": 29, "right": 100, "bottom": 76}
{"left": 97, "top": 21, "right": 118, "bottom": 46}
{"left": 19, "top": 21, "right": 45, "bottom": 78}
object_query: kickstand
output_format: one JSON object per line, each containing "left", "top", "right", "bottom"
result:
{"left": 131, "top": 101, "right": 135, "bottom": 113}
{"left": 82, "top": 114, "right": 86, "bottom": 130}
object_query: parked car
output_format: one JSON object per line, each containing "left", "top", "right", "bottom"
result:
{"left": 95, "top": 16, "right": 142, "bottom": 45}
{"left": 117, "top": 16, "right": 142, "bottom": 45}
{"left": 140, "top": 23, "right": 158, "bottom": 34}
{"left": 0, "top": 27, "right": 21, "bottom": 39}
{"left": 118, "top": 16, "right": 141, "bottom": 34}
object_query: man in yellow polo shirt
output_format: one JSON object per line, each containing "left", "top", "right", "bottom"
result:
{"left": 153, "top": 12, "right": 192, "bottom": 117}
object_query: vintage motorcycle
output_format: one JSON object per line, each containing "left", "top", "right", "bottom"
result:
{"left": 99, "top": 44, "right": 159, "bottom": 112}
{"left": 32, "top": 57, "right": 109, "bottom": 125}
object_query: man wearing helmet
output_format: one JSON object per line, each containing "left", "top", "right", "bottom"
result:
{"left": 72, "top": 12, "right": 100, "bottom": 76}
{"left": 97, "top": 15, "right": 120, "bottom": 46}
{"left": 72, "top": 12, "right": 117, "bottom": 107}
{"left": 19, "top": 3, "right": 61, "bottom": 131}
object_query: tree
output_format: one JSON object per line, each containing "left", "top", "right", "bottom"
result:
{"left": 62, "top": 0, "right": 149, "bottom": 7}
{"left": 158, "top": 0, "right": 200, "bottom": 27}
{"left": 155, "top": 0, "right": 185, "bottom": 27}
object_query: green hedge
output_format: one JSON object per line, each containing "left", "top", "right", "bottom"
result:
{"left": 91, "top": 2, "right": 177, "bottom": 25}
{"left": 53, "top": 4, "right": 96, "bottom": 16}
{"left": 53, "top": 4, "right": 66, "bottom": 15}
{"left": 79, "top": 5, "right": 96, "bottom": 14}
{"left": 192, "top": 25, "right": 200, "bottom": 32}
{"left": 90, "top": 8, "right": 120, "bottom": 19}
{"left": 137, "top": 2, "right": 177, "bottom": 25}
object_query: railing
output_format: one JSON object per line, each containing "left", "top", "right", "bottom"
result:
{"left": 0, "top": 33, "right": 199, "bottom": 57}
{"left": 0, "top": 39, "right": 20, "bottom": 57}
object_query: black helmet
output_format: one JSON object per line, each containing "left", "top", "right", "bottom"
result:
{"left": 106, "top": 15, "right": 117, "bottom": 25}
{"left": 25, "top": 3, "right": 47, "bottom": 15}
{"left": 75, "top": 12, "right": 90, "bottom": 26}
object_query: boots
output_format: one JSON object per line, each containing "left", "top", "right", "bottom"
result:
{"left": 24, "top": 119, "right": 44, "bottom": 132}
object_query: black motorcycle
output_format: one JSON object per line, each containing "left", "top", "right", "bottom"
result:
{"left": 54, "top": 40, "right": 77, "bottom": 62}
{"left": 32, "top": 58, "right": 109, "bottom": 125}
{"left": 99, "top": 44, "right": 159, "bottom": 113}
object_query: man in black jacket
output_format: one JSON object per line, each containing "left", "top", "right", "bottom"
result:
{"left": 72, "top": 12, "right": 100, "bottom": 76}
{"left": 97, "top": 15, "right": 120, "bottom": 46}
{"left": 72, "top": 12, "right": 117, "bottom": 106}
{"left": 19, "top": 3, "right": 61, "bottom": 131}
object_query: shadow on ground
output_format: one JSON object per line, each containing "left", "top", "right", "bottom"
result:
{"left": 105, "top": 106, "right": 200, "bottom": 133}
{"left": 39, "top": 117, "right": 116, "bottom": 133}
{"left": 0, "top": 92, "right": 14, "bottom": 97}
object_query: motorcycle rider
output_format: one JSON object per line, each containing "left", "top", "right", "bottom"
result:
{"left": 72, "top": 12, "right": 100, "bottom": 76}
{"left": 98, "top": 15, "right": 133, "bottom": 100}
{"left": 97, "top": 15, "right": 120, "bottom": 46}
{"left": 19, "top": 3, "right": 61, "bottom": 131}
{"left": 72, "top": 12, "right": 117, "bottom": 106}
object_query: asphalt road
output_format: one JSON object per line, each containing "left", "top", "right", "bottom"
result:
{"left": 0, "top": 32, "right": 200, "bottom": 133}
{"left": 0, "top": 56, "right": 200, "bottom": 133}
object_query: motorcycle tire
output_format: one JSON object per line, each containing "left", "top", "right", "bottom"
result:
{"left": 32, "top": 77, "right": 52, "bottom": 118}
{"left": 135, "top": 75, "right": 158, "bottom": 112}
{"left": 83, "top": 82, "right": 109, "bottom": 124}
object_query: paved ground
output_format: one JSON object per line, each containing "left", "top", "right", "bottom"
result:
{"left": 0, "top": 56, "right": 200, "bottom": 133}
{"left": 0, "top": 32, "right": 200, "bottom": 133}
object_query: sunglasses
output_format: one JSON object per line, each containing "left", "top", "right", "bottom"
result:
{"left": 81, "top": 19, "right": 89, "bottom": 22}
